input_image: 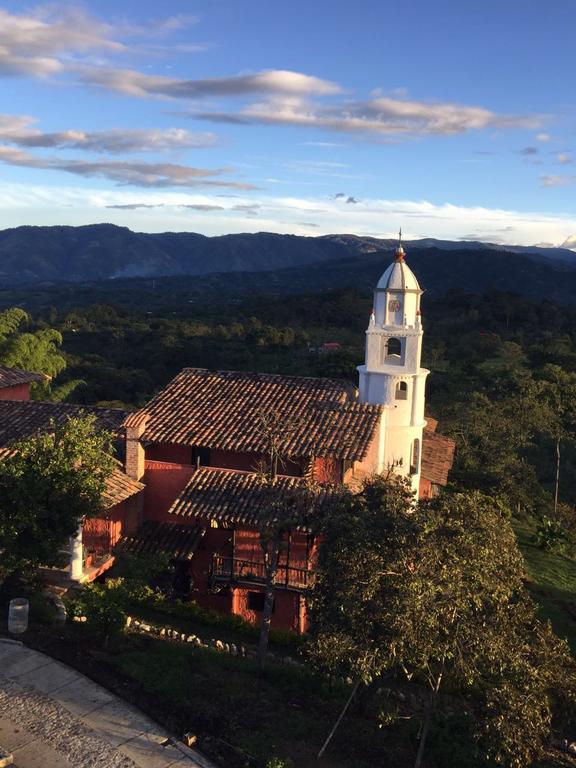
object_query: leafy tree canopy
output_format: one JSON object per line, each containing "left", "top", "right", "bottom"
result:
{"left": 0, "top": 307, "right": 66, "bottom": 377}
{"left": 308, "top": 477, "right": 576, "bottom": 767}
{"left": 0, "top": 415, "right": 115, "bottom": 583}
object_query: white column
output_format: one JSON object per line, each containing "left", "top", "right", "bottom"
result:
{"left": 69, "top": 524, "right": 83, "bottom": 581}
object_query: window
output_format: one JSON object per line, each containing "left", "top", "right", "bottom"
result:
{"left": 411, "top": 438, "right": 420, "bottom": 475}
{"left": 386, "top": 337, "right": 402, "bottom": 357}
{"left": 247, "top": 591, "right": 272, "bottom": 612}
{"left": 192, "top": 446, "right": 211, "bottom": 467}
{"left": 395, "top": 381, "right": 408, "bottom": 400}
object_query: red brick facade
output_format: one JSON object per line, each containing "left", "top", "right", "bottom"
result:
{"left": 0, "top": 382, "right": 31, "bottom": 401}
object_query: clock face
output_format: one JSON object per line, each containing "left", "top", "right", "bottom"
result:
{"left": 388, "top": 299, "right": 401, "bottom": 312}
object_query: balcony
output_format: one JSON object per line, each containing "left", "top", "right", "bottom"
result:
{"left": 211, "top": 555, "right": 314, "bottom": 591}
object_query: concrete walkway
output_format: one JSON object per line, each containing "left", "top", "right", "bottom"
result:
{"left": 0, "top": 639, "right": 216, "bottom": 768}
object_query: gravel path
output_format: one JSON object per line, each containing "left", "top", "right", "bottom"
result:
{"left": 0, "top": 674, "right": 137, "bottom": 768}
{"left": 0, "top": 640, "right": 212, "bottom": 768}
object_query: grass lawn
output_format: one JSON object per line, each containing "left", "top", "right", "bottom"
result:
{"left": 109, "top": 637, "right": 379, "bottom": 768}
{"left": 515, "top": 519, "right": 576, "bottom": 653}
{"left": 20, "top": 623, "right": 412, "bottom": 768}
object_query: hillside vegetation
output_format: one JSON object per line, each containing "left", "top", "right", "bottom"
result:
{"left": 1, "top": 224, "right": 576, "bottom": 304}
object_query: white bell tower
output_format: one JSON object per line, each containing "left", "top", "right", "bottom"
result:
{"left": 357, "top": 231, "right": 429, "bottom": 493}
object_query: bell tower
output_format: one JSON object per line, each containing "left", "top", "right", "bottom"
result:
{"left": 357, "top": 231, "right": 429, "bottom": 493}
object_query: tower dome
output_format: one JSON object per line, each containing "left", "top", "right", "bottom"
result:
{"left": 376, "top": 231, "right": 420, "bottom": 291}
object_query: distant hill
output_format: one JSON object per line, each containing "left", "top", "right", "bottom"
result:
{"left": 0, "top": 223, "right": 575, "bottom": 288}
{"left": 5, "top": 244, "right": 576, "bottom": 313}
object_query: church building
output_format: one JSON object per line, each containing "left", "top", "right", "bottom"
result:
{"left": 0, "top": 238, "right": 455, "bottom": 632}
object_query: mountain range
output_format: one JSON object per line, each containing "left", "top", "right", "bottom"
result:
{"left": 1, "top": 223, "right": 576, "bottom": 303}
{"left": 1, "top": 223, "right": 575, "bottom": 284}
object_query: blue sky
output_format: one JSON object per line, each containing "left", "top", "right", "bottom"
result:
{"left": 0, "top": 0, "right": 575, "bottom": 246}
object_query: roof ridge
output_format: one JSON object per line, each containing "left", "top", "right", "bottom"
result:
{"left": 179, "top": 367, "right": 352, "bottom": 388}
{"left": 0, "top": 399, "right": 128, "bottom": 414}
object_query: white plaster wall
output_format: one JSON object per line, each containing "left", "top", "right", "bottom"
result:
{"left": 374, "top": 290, "right": 419, "bottom": 327}
{"left": 382, "top": 423, "right": 424, "bottom": 494}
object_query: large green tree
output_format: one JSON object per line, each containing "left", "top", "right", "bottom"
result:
{"left": 0, "top": 307, "right": 81, "bottom": 401}
{"left": 0, "top": 415, "right": 116, "bottom": 583}
{"left": 308, "top": 477, "right": 576, "bottom": 767}
{"left": 536, "top": 365, "right": 576, "bottom": 515}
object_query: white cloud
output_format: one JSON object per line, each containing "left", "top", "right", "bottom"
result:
{"left": 0, "top": 6, "right": 125, "bottom": 77}
{"left": 0, "top": 183, "right": 574, "bottom": 247}
{"left": 541, "top": 174, "right": 576, "bottom": 187}
{"left": 105, "top": 202, "right": 225, "bottom": 211}
{"left": 536, "top": 133, "right": 552, "bottom": 142}
{"left": 0, "top": 147, "right": 254, "bottom": 189}
{"left": 0, "top": 115, "right": 217, "bottom": 153}
{"left": 192, "top": 95, "right": 540, "bottom": 138}
{"left": 0, "top": 6, "right": 203, "bottom": 79}
{"left": 78, "top": 67, "right": 341, "bottom": 99}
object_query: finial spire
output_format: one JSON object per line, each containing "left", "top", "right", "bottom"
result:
{"left": 395, "top": 227, "right": 405, "bottom": 262}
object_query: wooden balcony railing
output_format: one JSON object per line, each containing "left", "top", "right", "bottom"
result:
{"left": 211, "top": 555, "right": 314, "bottom": 591}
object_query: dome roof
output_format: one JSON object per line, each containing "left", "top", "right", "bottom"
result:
{"left": 376, "top": 253, "right": 421, "bottom": 291}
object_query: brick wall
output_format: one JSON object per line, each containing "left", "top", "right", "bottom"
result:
{"left": 232, "top": 587, "right": 305, "bottom": 632}
{"left": 314, "top": 457, "right": 342, "bottom": 484}
{"left": 125, "top": 427, "right": 146, "bottom": 480}
{"left": 419, "top": 476, "right": 433, "bottom": 499}
{"left": 143, "top": 443, "right": 304, "bottom": 477}
{"left": 143, "top": 460, "right": 195, "bottom": 522}
{"left": 145, "top": 443, "right": 192, "bottom": 464}
{"left": 0, "top": 383, "right": 31, "bottom": 401}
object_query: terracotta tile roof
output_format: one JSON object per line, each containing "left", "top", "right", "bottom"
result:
{"left": 0, "top": 400, "right": 127, "bottom": 446}
{"left": 169, "top": 466, "right": 337, "bottom": 528}
{"left": 133, "top": 368, "right": 382, "bottom": 461}
{"left": 421, "top": 429, "right": 455, "bottom": 486}
{"left": 103, "top": 466, "right": 144, "bottom": 508}
{"left": 424, "top": 416, "right": 438, "bottom": 433}
{"left": 0, "top": 366, "right": 47, "bottom": 388}
{"left": 116, "top": 521, "right": 205, "bottom": 560}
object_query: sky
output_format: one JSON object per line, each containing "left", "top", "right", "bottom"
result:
{"left": 0, "top": 0, "right": 575, "bottom": 246}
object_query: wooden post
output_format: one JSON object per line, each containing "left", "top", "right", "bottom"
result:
{"left": 318, "top": 680, "right": 360, "bottom": 758}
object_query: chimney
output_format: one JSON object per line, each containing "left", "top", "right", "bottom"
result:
{"left": 124, "top": 411, "right": 149, "bottom": 481}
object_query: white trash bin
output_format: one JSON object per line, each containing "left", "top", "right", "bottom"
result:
{"left": 8, "top": 598, "right": 29, "bottom": 634}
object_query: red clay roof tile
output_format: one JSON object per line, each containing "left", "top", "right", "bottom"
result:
{"left": 0, "top": 400, "right": 127, "bottom": 445}
{"left": 421, "top": 429, "right": 455, "bottom": 486}
{"left": 0, "top": 366, "right": 46, "bottom": 388}
{"left": 116, "top": 520, "right": 205, "bottom": 560}
{"left": 168, "top": 466, "right": 337, "bottom": 528}
{"left": 133, "top": 368, "right": 382, "bottom": 461}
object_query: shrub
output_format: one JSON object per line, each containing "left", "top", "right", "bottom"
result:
{"left": 266, "top": 758, "right": 294, "bottom": 768}
{"left": 71, "top": 578, "right": 130, "bottom": 645}
{"left": 535, "top": 516, "right": 567, "bottom": 551}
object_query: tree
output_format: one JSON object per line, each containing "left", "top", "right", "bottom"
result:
{"left": 71, "top": 555, "right": 165, "bottom": 647}
{"left": 0, "top": 308, "right": 66, "bottom": 377}
{"left": 308, "top": 476, "right": 576, "bottom": 767}
{"left": 72, "top": 578, "right": 130, "bottom": 648}
{"left": 0, "top": 415, "right": 116, "bottom": 584}
{"left": 537, "top": 365, "right": 576, "bottom": 515}
{"left": 0, "top": 307, "right": 82, "bottom": 401}
{"left": 254, "top": 410, "right": 320, "bottom": 672}
{"left": 444, "top": 373, "right": 553, "bottom": 513}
